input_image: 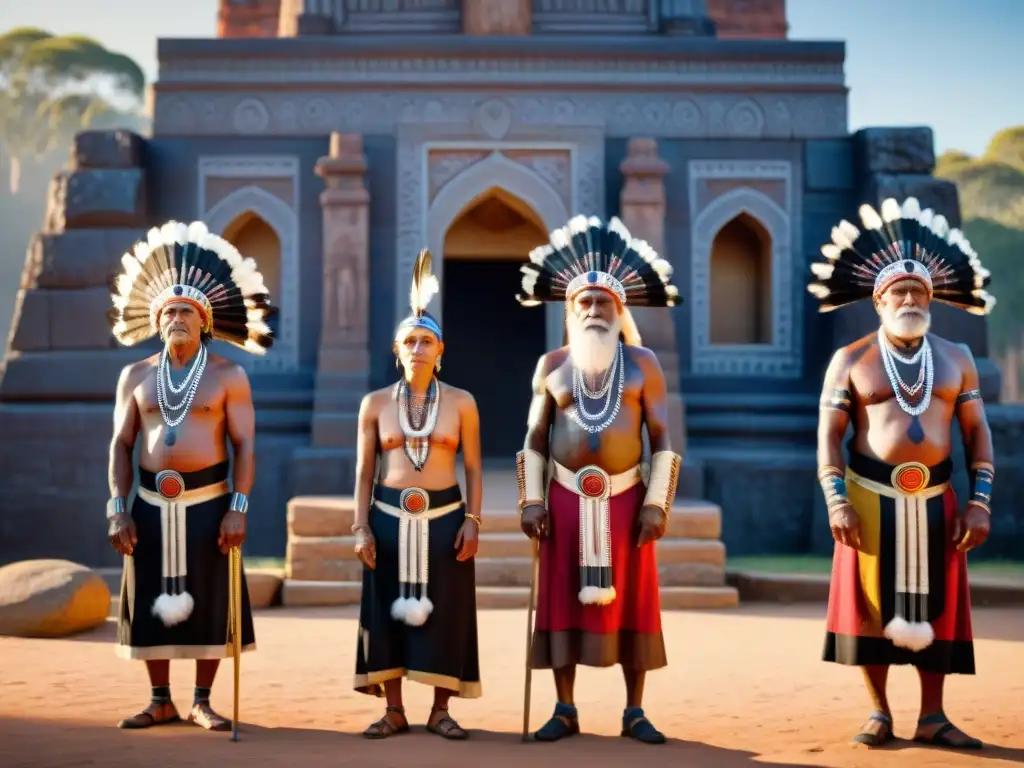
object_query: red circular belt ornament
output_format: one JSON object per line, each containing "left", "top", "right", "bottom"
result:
{"left": 400, "top": 488, "right": 428, "bottom": 515}
{"left": 576, "top": 467, "right": 608, "bottom": 499}
{"left": 155, "top": 470, "right": 185, "bottom": 500}
{"left": 891, "top": 462, "right": 929, "bottom": 494}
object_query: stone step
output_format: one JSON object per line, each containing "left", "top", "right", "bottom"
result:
{"left": 289, "top": 533, "right": 723, "bottom": 567}
{"left": 286, "top": 552, "right": 725, "bottom": 587}
{"left": 287, "top": 496, "right": 722, "bottom": 540}
{"left": 282, "top": 580, "right": 739, "bottom": 610}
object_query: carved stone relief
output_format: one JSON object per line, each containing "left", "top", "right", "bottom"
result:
{"left": 197, "top": 156, "right": 301, "bottom": 373}
{"left": 688, "top": 159, "right": 803, "bottom": 377}
{"left": 154, "top": 91, "right": 847, "bottom": 140}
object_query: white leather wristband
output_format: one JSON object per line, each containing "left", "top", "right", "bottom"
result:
{"left": 643, "top": 451, "right": 682, "bottom": 513}
{"left": 515, "top": 448, "right": 547, "bottom": 512}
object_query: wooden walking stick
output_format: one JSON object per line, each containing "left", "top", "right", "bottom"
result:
{"left": 522, "top": 537, "right": 540, "bottom": 742}
{"left": 228, "top": 545, "right": 243, "bottom": 742}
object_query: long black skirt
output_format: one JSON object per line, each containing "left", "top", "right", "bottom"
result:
{"left": 116, "top": 462, "right": 256, "bottom": 660}
{"left": 354, "top": 484, "right": 481, "bottom": 698}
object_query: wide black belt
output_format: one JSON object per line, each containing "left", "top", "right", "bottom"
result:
{"left": 849, "top": 452, "right": 952, "bottom": 494}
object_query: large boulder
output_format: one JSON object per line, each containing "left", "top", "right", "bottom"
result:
{"left": 0, "top": 559, "right": 111, "bottom": 637}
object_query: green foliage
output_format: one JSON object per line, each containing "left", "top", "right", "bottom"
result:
{"left": 935, "top": 125, "right": 1024, "bottom": 357}
{"left": 0, "top": 27, "right": 146, "bottom": 193}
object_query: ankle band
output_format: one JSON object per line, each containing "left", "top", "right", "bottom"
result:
{"left": 151, "top": 685, "right": 171, "bottom": 704}
{"left": 194, "top": 685, "right": 211, "bottom": 704}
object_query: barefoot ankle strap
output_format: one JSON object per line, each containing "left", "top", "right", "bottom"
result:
{"left": 151, "top": 685, "right": 171, "bottom": 705}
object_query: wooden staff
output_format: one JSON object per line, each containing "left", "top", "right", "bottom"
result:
{"left": 522, "top": 537, "right": 540, "bottom": 742}
{"left": 229, "top": 545, "right": 243, "bottom": 742}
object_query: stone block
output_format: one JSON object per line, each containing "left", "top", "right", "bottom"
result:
{"left": 72, "top": 130, "right": 144, "bottom": 170}
{"left": 704, "top": 453, "right": 819, "bottom": 555}
{"left": 245, "top": 569, "right": 283, "bottom": 609}
{"left": 7, "top": 290, "right": 50, "bottom": 351}
{"left": 26, "top": 229, "right": 144, "bottom": 290}
{"left": 855, "top": 127, "right": 936, "bottom": 176}
{"left": 867, "top": 174, "right": 961, "bottom": 227}
{"left": 0, "top": 559, "right": 110, "bottom": 637}
{"left": 59, "top": 169, "right": 148, "bottom": 230}
{"left": 0, "top": 349, "right": 140, "bottom": 400}
{"left": 48, "top": 288, "right": 118, "bottom": 350}
{"left": 463, "top": 0, "right": 531, "bottom": 35}
{"left": 804, "top": 140, "right": 854, "bottom": 191}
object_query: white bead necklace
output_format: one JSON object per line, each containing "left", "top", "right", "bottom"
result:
{"left": 878, "top": 326, "right": 933, "bottom": 417}
{"left": 569, "top": 343, "right": 624, "bottom": 434}
{"left": 157, "top": 345, "right": 208, "bottom": 428}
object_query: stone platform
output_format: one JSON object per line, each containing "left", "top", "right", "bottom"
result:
{"left": 283, "top": 470, "right": 739, "bottom": 610}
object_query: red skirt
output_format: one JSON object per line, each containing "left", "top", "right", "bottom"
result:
{"left": 531, "top": 476, "right": 666, "bottom": 671}
{"left": 823, "top": 455, "right": 975, "bottom": 674}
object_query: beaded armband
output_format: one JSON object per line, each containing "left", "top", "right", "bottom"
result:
{"left": 820, "top": 388, "right": 852, "bottom": 414}
{"left": 643, "top": 451, "right": 682, "bottom": 515}
{"left": 969, "top": 461, "right": 994, "bottom": 514}
{"left": 515, "top": 449, "right": 546, "bottom": 513}
{"left": 956, "top": 388, "right": 983, "bottom": 406}
{"left": 818, "top": 465, "right": 849, "bottom": 510}
{"left": 106, "top": 497, "right": 126, "bottom": 520}
{"left": 229, "top": 492, "right": 249, "bottom": 515}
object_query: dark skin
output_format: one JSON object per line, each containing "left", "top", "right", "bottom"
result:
{"left": 818, "top": 279, "right": 993, "bottom": 747}
{"left": 107, "top": 302, "right": 255, "bottom": 731}
{"left": 352, "top": 326, "right": 482, "bottom": 738}
{"left": 520, "top": 288, "right": 672, "bottom": 724}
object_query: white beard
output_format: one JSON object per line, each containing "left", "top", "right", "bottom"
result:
{"left": 882, "top": 307, "right": 931, "bottom": 341}
{"left": 567, "top": 312, "right": 621, "bottom": 374}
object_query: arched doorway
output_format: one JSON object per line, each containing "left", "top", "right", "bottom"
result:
{"left": 440, "top": 188, "right": 549, "bottom": 458}
{"left": 708, "top": 213, "right": 773, "bottom": 345}
{"left": 221, "top": 211, "right": 282, "bottom": 339}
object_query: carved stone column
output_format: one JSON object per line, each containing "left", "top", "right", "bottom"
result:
{"left": 463, "top": 0, "right": 531, "bottom": 35}
{"left": 618, "top": 138, "right": 688, "bottom": 460}
{"left": 310, "top": 132, "right": 371, "bottom": 451}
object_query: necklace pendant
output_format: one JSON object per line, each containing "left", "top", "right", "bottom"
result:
{"left": 587, "top": 429, "right": 601, "bottom": 452}
{"left": 907, "top": 416, "right": 925, "bottom": 445}
{"left": 164, "top": 428, "right": 177, "bottom": 447}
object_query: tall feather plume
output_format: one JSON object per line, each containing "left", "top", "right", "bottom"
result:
{"left": 108, "top": 219, "right": 277, "bottom": 355}
{"left": 806, "top": 197, "right": 996, "bottom": 316}
{"left": 409, "top": 249, "right": 440, "bottom": 316}
{"left": 516, "top": 215, "right": 681, "bottom": 309}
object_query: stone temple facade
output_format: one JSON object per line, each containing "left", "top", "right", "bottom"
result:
{"left": 2, "top": 0, "right": 1020, "bottom": 572}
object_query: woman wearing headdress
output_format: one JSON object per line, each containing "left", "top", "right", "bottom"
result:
{"left": 351, "top": 250, "right": 483, "bottom": 740}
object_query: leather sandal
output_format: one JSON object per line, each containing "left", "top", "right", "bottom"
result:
{"left": 117, "top": 704, "right": 180, "bottom": 729}
{"left": 363, "top": 705, "right": 409, "bottom": 739}
{"left": 534, "top": 702, "right": 580, "bottom": 742}
{"left": 913, "top": 712, "right": 983, "bottom": 749}
{"left": 621, "top": 706, "right": 666, "bottom": 744}
{"left": 187, "top": 702, "right": 231, "bottom": 732}
{"left": 427, "top": 706, "right": 468, "bottom": 740}
{"left": 852, "top": 710, "right": 894, "bottom": 747}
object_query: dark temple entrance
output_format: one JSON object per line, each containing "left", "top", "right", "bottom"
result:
{"left": 440, "top": 190, "right": 549, "bottom": 459}
{"left": 442, "top": 259, "right": 546, "bottom": 459}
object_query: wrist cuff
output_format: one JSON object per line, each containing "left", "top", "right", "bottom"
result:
{"left": 516, "top": 449, "right": 546, "bottom": 512}
{"left": 643, "top": 451, "right": 681, "bottom": 513}
{"left": 106, "top": 497, "right": 126, "bottom": 520}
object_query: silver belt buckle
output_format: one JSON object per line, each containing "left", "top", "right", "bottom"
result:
{"left": 154, "top": 469, "right": 185, "bottom": 500}
{"left": 399, "top": 487, "right": 429, "bottom": 515}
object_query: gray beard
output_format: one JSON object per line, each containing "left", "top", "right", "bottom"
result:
{"left": 882, "top": 310, "right": 931, "bottom": 341}
{"left": 568, "top": 328, "right": 619, "bottom": 375}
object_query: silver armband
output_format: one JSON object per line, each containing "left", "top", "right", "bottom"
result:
{"left": 106, "top": 497, "right": 126, "bottom": 520}
{"left": 229, "top": 492, "right": 249, "bottom": 515}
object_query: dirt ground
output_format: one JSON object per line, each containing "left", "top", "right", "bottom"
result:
{"left": 1, "top": 604, "right": 1022, "bottom": 768}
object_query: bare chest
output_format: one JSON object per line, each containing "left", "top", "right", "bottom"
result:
{"left": 136, "top": 372, "right": 226, "bottom": 421}
{"left": 378, "top": 397, "right": 460, "bottom": 452}
{"left": 852, "top": 347, "right": 962, "bottom": 407}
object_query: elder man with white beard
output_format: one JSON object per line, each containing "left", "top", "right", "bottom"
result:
{"left": 808, "top": 197, "right": 997, "bottom": 750}
{"left": 513, "top": 216, "right": 683, "bottom": 745}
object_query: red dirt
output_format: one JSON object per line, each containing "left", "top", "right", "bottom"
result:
{"left": 1, "top": 603, "right": 1022, "bottom": 767}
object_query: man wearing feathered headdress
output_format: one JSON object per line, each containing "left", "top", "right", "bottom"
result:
{"left": 808, "top": 197, "right": 996, "bottom": 750}
{"left": 105, "top": 221, "right": 275, "bottom": 732}
{"left": 350, "top": 250, "right": 484, "bottom": 741}
{"left": 514, "top": 215, "right": 683, "bottom": 745}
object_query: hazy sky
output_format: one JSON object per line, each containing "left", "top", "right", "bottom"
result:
{"left": 1, "top": 0, "right": 1020, "bottom": 157}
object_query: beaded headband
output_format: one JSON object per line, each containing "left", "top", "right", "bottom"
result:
{"left": 151, "top": 284, "right": 215, "bottom": 335}
{"left": 566, "top": 271, "right": 627, "bottom": 306}
{"left": 873, "top": 259, "right": 933, "bottom": 298}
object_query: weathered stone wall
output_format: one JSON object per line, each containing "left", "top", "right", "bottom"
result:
{"left": 0, "top": 131, "right": 150, "bottom": 567}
